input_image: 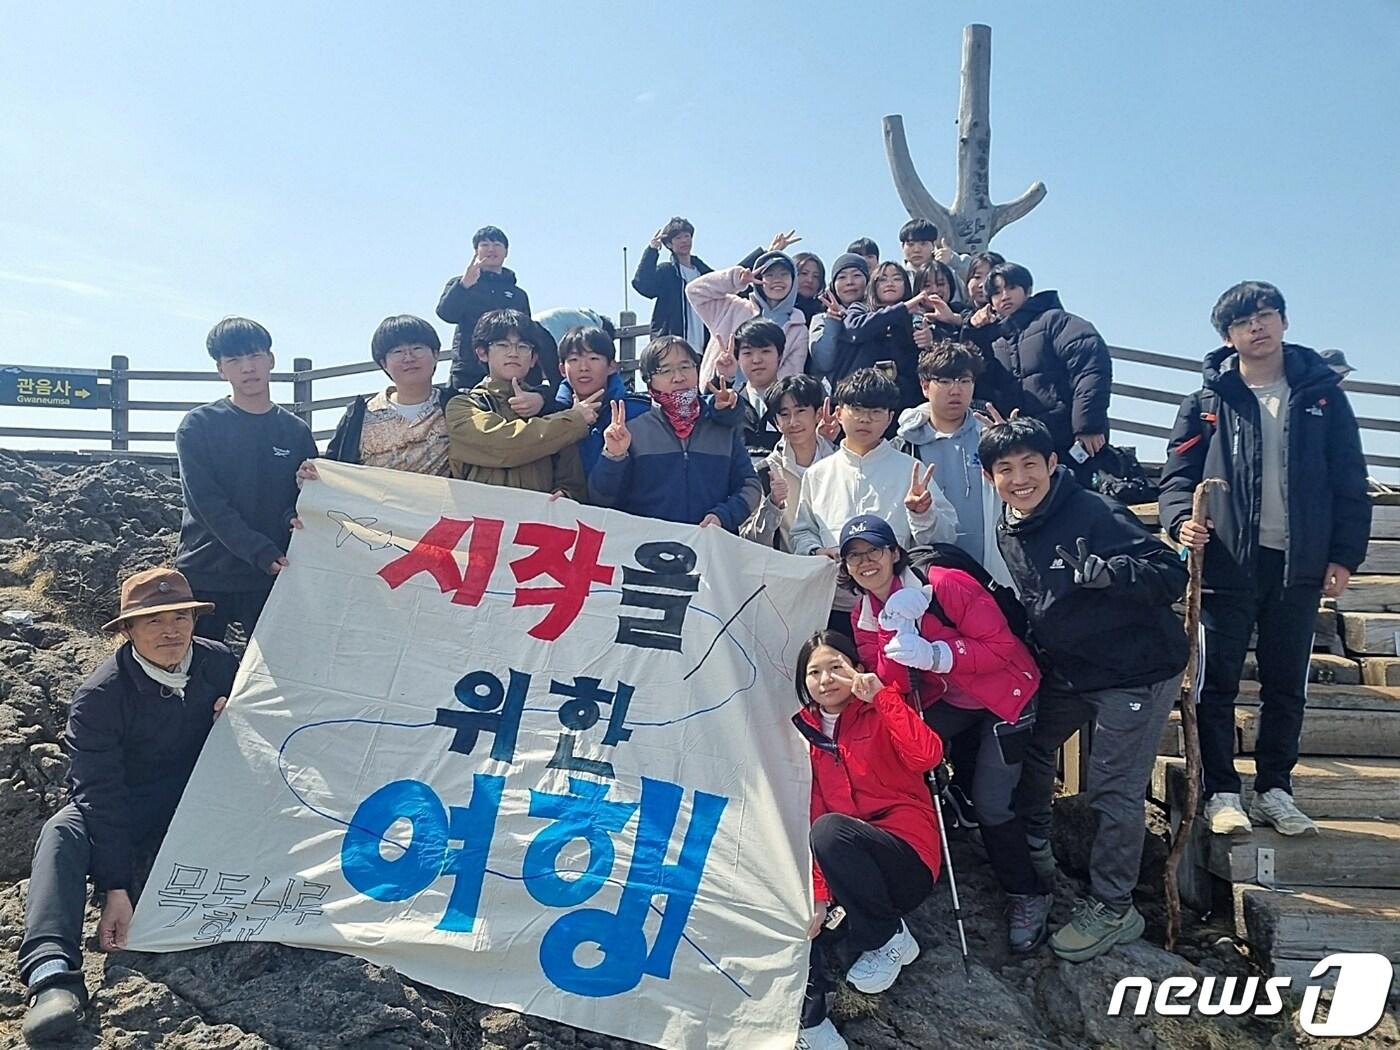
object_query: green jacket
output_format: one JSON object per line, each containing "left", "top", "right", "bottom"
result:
{"left": 446, "top": 377, "right": 589, "bottom": 499}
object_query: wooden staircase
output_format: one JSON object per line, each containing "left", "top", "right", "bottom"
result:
{"left": 1146, "top": 498, "right": 1400, "bottom": 980}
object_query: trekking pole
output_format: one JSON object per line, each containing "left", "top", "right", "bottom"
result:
{"left": 1164, "top": 477, "right": 1227, "bottom": 950}
{"left": 932, "top": 761, "right": 973, "bottom": 981}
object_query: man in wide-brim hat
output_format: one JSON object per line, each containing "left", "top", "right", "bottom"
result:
{"left": 18, "top": 568, "right": 239, "bottom": 1044}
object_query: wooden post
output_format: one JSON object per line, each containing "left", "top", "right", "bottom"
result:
{"left": 110, "top": 354, "right": 129, "bottom": 451}
{"left": 293, "top": 357, "right": 313, "bottom": 428}
{"left": 618, "top": 311, "right": 637, "bottom": 392}
{"left": 883, "top": 23, "right": 1046, "bottom": 253}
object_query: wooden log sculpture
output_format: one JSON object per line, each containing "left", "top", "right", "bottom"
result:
{"left": 1165, "top": 477, "right": 1228, "bottom": 950}
{"left": 883, "top": 23, "right": 1046, "bottom": 254}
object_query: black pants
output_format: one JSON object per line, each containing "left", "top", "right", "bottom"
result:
{"left": 192, "top": 585, "right": 272, "bottom": 644}
{"left": 924, "top": 703, "right": 1043, "bottom": 896}
{"left": 1198, "top": 547, "right": 1320, "bottom": 798}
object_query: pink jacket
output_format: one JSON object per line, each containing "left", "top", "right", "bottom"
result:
{"left": 851, "top": 568, "right": 1040, "bottom": 723}
{"left": 685, "top": 265, "right": 809, "bottom": 387}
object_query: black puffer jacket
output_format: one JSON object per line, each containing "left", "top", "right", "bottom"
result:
{"left": 992, "top": 291, "right": 1112, "bottom": 451}
{"left": 632, "top": 246, "right": 713, "bottom": 337}
{"left": 435, "top": 268, "right": 536, "bottom": 390}
{"left": 1158, "top": 343, "right": 1372, "bottom": 590}
{"left": 835, "top": 301, "right": 923, "bottom": 410}
{"left": 64, "top": 638, "right": 239, "bottom": 891}
{"left": 996, "top": 467, "right": 1189, "bottom": 693}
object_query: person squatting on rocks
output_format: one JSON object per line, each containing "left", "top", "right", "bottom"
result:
{"left": 19, "top": 569, "right": 238, "bottom": 1044}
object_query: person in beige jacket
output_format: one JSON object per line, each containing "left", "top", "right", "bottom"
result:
{"left": 446, "top": 309, "right": 601, "bottom": 499}
{"left": 740, "top": 374, "right": 838, "bottom": 551}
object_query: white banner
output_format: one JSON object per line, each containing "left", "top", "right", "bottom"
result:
{"left": 129, "top": 460, "right": 836, "bottom": 1050}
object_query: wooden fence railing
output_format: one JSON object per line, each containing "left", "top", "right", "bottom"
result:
{"left": 4, "top": 312, "right": 1398, "bottom": 470}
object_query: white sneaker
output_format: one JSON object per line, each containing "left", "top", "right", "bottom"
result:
{"left": 796, "top": 1017, "right": 848, "bottom": 1050}
{"left": 846, "top": 919, "right": 920, "bottom": 994}
{"left": 1206, "top": 792, "right": 1253, "bottom": 836}
{"left": 1249, "top": 788, "right": 1319, "bottom": 836}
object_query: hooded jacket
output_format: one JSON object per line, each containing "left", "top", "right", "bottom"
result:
{"left": 793, "top": 684, "right": 944, "bottom": 904}
{"left": 436, "top": 268, "right": 540, "bottom": 390}
{"left": 686, "top": 266, "right": 809, "bottom": 388}
{"left": 326, "top": 386, "right": 457, "bottom": 465}
{"left": 991, "top": 290, "right": 1112, "bottom": 451}
{"left": 851, "top": 568, "right": 1040, "bottom": 720}
{"left": 65, "top": 637, "right": 239, "bottom": 891}
{"left": 445, "top": 378, "right": 589, "bottom": 498}
{"left": 632, "top": 246, "right": 713, "bottom": 338}
{"left": 554, "top": 373, "right": 652, "bottom": 474}
{"left": 837, "top": 301, "right": 924, "bottom": 410}
{"left": 1157, "top": 343, "right": 1372, "bottom": 590}
{"left": 996, "top": 466, "right": 1189, "bottom": 693}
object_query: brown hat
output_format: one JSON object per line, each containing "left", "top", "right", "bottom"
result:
{"left": 101, "top": 568, "right": 215, "bottom": 633}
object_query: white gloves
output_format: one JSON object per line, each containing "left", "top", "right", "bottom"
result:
{"left": 881, "top": 585, "right": 931, "bottom": 623}
{"left": 882, "top": 632, "right": 954, "bottom": 673}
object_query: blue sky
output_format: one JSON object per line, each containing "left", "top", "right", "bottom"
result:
{"left": 2, "top": 2, "right": 1397, "bottom": 468}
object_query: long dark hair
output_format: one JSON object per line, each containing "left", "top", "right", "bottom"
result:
{"left": 794, "top": 630, "right": 863, "bottom": 706}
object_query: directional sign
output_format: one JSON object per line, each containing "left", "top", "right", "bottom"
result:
{"left": 0, "top": 365, "right": 109, "bottom": 409}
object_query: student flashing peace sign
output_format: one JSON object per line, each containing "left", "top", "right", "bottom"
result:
{"left": 602, "top": 400, "right": 632, "bottom": 459}
{"left": 904, "top": 461, "right": 938, "bottom": 515}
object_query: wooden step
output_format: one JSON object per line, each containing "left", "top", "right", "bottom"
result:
{"left": 1238, "top": 680, "right": 1400, "bottom": 711}
{"left": 1162, "top": 690, "right": 1400, "bottom": 759}
{"left": 1360, "top": 540, "right": 1400, "bottom": 576}
{"left": 1375, "top": 505, "right": 1400, "bottom": 540}
{"left": 1154, "top": 755, "right": 1400, "bottom": 819}
{"left": 1129, "top": 503, "right": 1159, "bottom": 529}
{"left": 1242, "top": 651, "right": 1361, "bottom": 685}
{"left": 1210, "top": 819, "right": 1400, "bottom": 890}
{"left": 1336, "top": 576, "right": 1400, "bottom": 613}
{"left": 1362, "top": 658, "right": 1400, "bottom": 687}
{"left": 1341, "top": 612, "right": 1400, "bottom": 655}
{"left": 1239, "top": 886, "right": 1400, "bottom": 981}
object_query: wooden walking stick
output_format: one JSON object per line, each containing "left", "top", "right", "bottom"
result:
{"left": 1165, "top": 477, "right": 1226, "bottom": 950}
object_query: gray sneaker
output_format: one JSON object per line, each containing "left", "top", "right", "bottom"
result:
{"left": 1006, "top": 892, "right": 1054, "bottom": 953}
{"left": 1050, "top": 897, "right": 1145, "bottom": 962}
{"left": 1249, "top": 788, "right": 1318, "bottom": 836}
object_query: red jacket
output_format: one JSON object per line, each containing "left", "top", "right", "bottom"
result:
{"left": 851, "top": 568, "right": 1040, "bottom": 723}
{"left": 794, "top": 684, "right": 943, "bottom": 903}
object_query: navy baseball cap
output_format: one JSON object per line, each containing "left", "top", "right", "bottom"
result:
{"left": 839, "top": 514, "right": 898, "bottom": 556}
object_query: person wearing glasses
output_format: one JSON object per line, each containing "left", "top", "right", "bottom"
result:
{"left": 895, "top": 342, "right": 1011, "bottom": 585}
{"left": 320, "top": 314, "right": 455, "bottom": 476}
{"left": 588, "top": 335, "right": 759, "bottom": 531}
{"left": 1160, "top": 281, "right": 1371, "bottom": 839}
{"left": 174, "top": 317, "right": 317, "bottom": 643}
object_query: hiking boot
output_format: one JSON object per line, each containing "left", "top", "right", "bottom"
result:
{"left": 1028, "top": 838, "right": 1057, "bottom": 885}
{"left": 846, "top": 920, "right": 920, "bottom": 993}
{"left": 1249, "top": 788, "right": 1318, "bottom": 837}
{"left": 1206, "top": 792, "right": 1253, "bottom": 836}
{"left": 796, "top": 1017, "right": 848, "bottom": 1050}
{"left": 1050, "top": 897, "right": 1145, "bottom": 962}
{"left": 1006, "top": 892, "right": 1054, "bottom": 954}
{"left": 22, "top": 969, "right": 87, "bottom": 1045}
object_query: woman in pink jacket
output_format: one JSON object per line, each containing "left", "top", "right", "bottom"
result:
{"left": 686, "top": 251, "right": 810, "bottom": 388}
{"left": 837, "top": 513, "right": 1055, "bottom": 955}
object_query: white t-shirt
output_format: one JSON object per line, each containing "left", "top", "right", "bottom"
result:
{"left": 678, "top": 262, "right": 706, "bottom": 348}
{"left": 1249, "top": 377, "right": 1290, "bottom": 551}
{"left": 820, "top": 710, "right": 839, "bottom": 738}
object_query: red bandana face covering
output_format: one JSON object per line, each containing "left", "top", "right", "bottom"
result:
{"left": 651, "top": 386, "right": 701, "bottom": 440}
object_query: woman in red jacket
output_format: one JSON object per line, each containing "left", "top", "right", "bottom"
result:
{"left": 838, "top": 513, "right": 1054, "bottom": 954}
{"left": 792, "top": 630, "right": 943, "bottom": 1050}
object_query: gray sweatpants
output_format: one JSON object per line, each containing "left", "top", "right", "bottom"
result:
{"left": 1013, "top": 676, "right": 1176, "bottom": 910}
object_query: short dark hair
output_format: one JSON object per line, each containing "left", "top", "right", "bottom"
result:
{"left": 847, "top": 237, "right": 880, "bottom": 258}
{"left": 472, "top": 225, "right": 509, "bottom": 249}
{"left": 660, "top": 217, "right": 694, "bottom": 247}
{"left": 917, "top": 341, "right": 984, "bottom": 382}
{"left": 734, "top": 318, "right": 785, "bottom": 354}
{"left": 371, "top": 315, "right": 441, "bottom": 370}
{"left": 472, "top": 309, "right": 533, "bottom": 351}
{"left": 766, "top": 373, "right": 825, "bottom": 418}
{"left": 794, "top": 630, "right": 864, "bottom": 706}
{"left": 899, "top": 218, "right": 939, "bottom": 244}
{"left": 206, "top": 317, "right": 271, "bottom": 361}
{"left": 866, "top": 262, "right": 912, "bottom": 306}
{"left": 558, "top": 325, "right": 616, "bottom": 363}
{"left": 912, "top": 260, "right": 960, "bottom": 299}
{"left": 793, "top": 251, "right": 826, "bottom": 287}
{"left": 639, "top": 335, "right": 700, "bottom": 384}
{"left": 985, "top": 262, "right": 1034, "bottom": 298}
{"left": 833, "top": 368, "right": 901, "bottom": 411}
{"left": 1210, "top": 281, "right": 1287, "bottom": 339}
{"left": 978, "top": 417, "right": 1056, "bottom": 471}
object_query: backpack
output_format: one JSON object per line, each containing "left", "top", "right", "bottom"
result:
{"left": 905, "top": 543, "right": 1033, "bottom": 647}
{"left": 1089, "top": 443, "right": 1158, "bottom": 506}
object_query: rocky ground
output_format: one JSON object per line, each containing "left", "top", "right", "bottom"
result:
{"left": 0, "top": 449, "right": 1392, "bottom": 1049}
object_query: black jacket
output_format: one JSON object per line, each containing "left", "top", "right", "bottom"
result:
{"left": 1158, "top": 343, "right": 1372, "bottom": 590}
{"left": 632, "top": 246, "right": 713, "bottom": 337}
{"left": 835, "top": 302, "right": 923, "bottom": 410}
{"left": 996, "top": 466, "right": 1189, "bottom": 693}
{"left": 991, "top": 291, "right": 1112, "bottom": 451}
{"left": 436, "top": 268, "right": 536, "bottom": 390}
{"left": 64, "top": 638, "right": 239, "bottom": 891}
{"left": 326, "top": 386, "right": 457, "bottom": 464}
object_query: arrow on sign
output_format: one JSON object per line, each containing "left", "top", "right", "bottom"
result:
{"left": 75, "top": 389, "right": 92, "bottom": 399}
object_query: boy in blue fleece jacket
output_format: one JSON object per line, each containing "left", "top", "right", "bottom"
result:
{"left": 589, "top": 336, "right": 760, "bottom": 531}
{"left": 553, "top": 324, "right": 652, "bottom": 473}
